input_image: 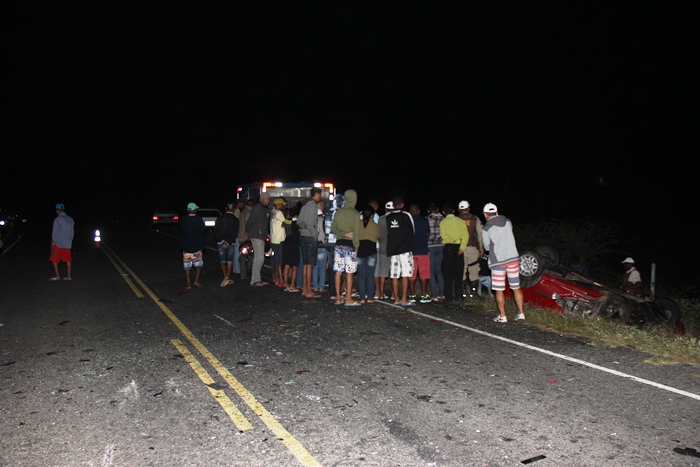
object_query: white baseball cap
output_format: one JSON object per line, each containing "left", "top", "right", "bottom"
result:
{"left": 458, "top": 200, "right": 470, "bottom": 210}
{"left": 621, "top": 257, "right": 635, "bottom": 264}
{"left": 483, "top": 203, "right": 497, "bottom": 213}
{"left": 385, "top": 201, "right": 394, "bottom": 210}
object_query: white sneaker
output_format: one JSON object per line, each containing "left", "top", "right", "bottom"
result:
{"left": 515, "top": 314, "right": 525, "bottom": 321}
{"left": 493, "top": 315, "right": 507, "bottom": 323}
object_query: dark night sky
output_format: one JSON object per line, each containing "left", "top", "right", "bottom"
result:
{"left": 5, "top": 2, "right": 697, "bottom": 236}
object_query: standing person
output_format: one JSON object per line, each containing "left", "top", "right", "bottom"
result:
{"left": 374, "top": 201, "right": 393, "bottom": 300}
{"left": 426, "top": 203, "right": 445, "bottom": 301}
{"left": 331, "top": 189, "right": 361, "bottom": 306}
{"left": 458, "top": 200, "right": 484, "bottom": 297}
{"left": 180, "top": 202, "right": 206, "bottom": 290}
{"left": 356, "top": 205, "right": 380, "bottom": 303}
{"left": 236, "top": 200, "right": 253, "bottom": 280}
{"left": 213, "top": 201, "right": 240, "bottom": 287}
{"left": 408, "top": 203, "right": 431, "bottom": 303}
{"left": 297, "top": 187, "right": 323, "bottom": 298}
{"left": 282, "top": 206, "right": 301, "bottom": 292}
{"left": 621, "top": 257, "right": 642, "bottom": 296}
{"left": 49, "top": 203, "right": 75, "bottom": 281}
{"left": 232, "top": 199, "right": 245, "bottom": 276}
{"left": 312, "top": 200, "right": 328, "bottom": 292}
{"left": 482, "top": 203, "right": 526, "bottom": 323}
{"left": 386, "top": 196, "right": 415, "bottom": 306}
{"left": 245, "top": 192, "right": 271, "bottom": 286}
{"left": 439, "top": 202, "right": 468, "bottom": 303}
{"left": 269, "top": 197, "right": 288, "bottom": 288}
{"left": 477, "top": 253, "right": 493, "bottom": 298}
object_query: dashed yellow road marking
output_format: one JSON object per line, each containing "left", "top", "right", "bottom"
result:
{"left": 102, "top": 242, "right": 322, "bottom": 467}
{"left": 171, "top": 339, "right": 253, "bottom": 431}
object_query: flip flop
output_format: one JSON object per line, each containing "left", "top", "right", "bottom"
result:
{"left": 63, "top": 277, "right": 72, "bottom": 281}
{"left": 304, "top": 294, "right": 322, "bottom": 299}
{"left": 334, "top": 300, "right": 344, "bottom": 305}
{"left": 401, "top": 302, "right": 416, "bottom": 307}
{"left": 49, "top": 277, "right": 61, "bottom": 281}
{"left": 344, "top": 301, "right": 361, "bottom": 307}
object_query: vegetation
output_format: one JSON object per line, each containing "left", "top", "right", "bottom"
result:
{"left": 464, "top": 287, "right": 700, "bottom": 367}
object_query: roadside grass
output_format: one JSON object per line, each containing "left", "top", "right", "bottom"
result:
{"left": 465, "top": 296, "right": 700, "bottom": 367}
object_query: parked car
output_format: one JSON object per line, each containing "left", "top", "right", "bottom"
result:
{"left": 517, "top": 245, "right": 683, "bottom": 331}
{"left": 196, "top": 208, "right": 222, "bottom": 229}
{"left": 151, "top": 208, "right": 180, "bottom": 224}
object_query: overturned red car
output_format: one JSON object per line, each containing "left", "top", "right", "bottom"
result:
{"left": 517, "top": 245, "right": 683, "bottom": 330}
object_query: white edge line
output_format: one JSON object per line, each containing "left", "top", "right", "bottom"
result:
{"left": 394, "top": 306, "right": 700, "bottom": 401}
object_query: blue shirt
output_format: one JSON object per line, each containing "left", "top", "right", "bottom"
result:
{"left": 411, "top": 214, "right": 430, "bottom": 255}
{"left": 52, "top": 212, "right": 75, "bottom": 249}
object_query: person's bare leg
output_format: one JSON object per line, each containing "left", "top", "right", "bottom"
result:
{"left": 513, "top": 288, "right": 525, "bottom": 316}
{"left": 391, "top": 278, "right": 400, "bottom": 303}
{"left": 184, "top": 270, "right": 191, "bottom": 289}
{"left": 52, "top": 262, "right": 61, "bottom": 279}
{"left": 401, "top": 277, "right": 409, "bottom": 303}
{"left": 495, "top": 290, "right": 506, "bottom": 317}
{"left": 194, "top": 267, "right": 202, "bottom": 286}
{"left": 220, "top": 262, "right": 227, "bottom": 284}
{"left": 374, "top": 276, "right": 381, "bottom": 298}
{"left": 65, "top": 262, "right": 71, "bottom": 280}
{"left": 334, "top": 271, "right": 343, "bottom": 302}
{"left": 345, "top": 273, "right": 355, "bottom": 303}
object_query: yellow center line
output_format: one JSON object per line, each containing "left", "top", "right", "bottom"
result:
{"left": 171, "top": 339, "right": 253, "bottom": 431}
{"left": 101, "top": 245, "right": 144, "bottom": 298}
{"left": 101, "top": 242, "right": 322, "bottom": 467}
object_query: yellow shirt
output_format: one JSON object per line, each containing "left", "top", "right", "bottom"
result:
{"left": 439, "top": 214, "right": 468, "bottom": 251}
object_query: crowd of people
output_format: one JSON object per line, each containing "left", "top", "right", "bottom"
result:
{"left": 178, "top": 189, "right": 529, "bottom": 323}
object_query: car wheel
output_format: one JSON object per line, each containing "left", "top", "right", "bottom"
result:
{"left": 651, "top": 297, "right": 682, "bottom": 327}
{"left": 599, "top": 295, "right": 632, "bottom": 323}
{"left": 533, "top": 244, "right": 560, "bottom": 269}
{"left": 519, "top": 250, "right": 544, "bottom": 288}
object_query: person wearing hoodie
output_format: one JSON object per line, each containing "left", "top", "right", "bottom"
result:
{"left": 481, "top": 203, "right": 525, "bottom": 323}
{"left": 331, "top": 189, "right": 361, "bottom": 306}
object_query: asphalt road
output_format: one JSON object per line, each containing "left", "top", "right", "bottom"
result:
{"left": 1, "top": 218, "right": 699, "bottom": 466}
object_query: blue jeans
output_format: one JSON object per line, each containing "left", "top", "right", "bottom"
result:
{"left": 428, "top": 245, "right": 445, "bottom": 298}
{"left": 356, "top": 254, "right": 377, "bottom": 301}
{"left": 313, "top": 244, "right": 327, "bottom": 290}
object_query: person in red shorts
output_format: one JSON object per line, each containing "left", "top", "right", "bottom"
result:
{"left": 49, "top": 203, "right": 75, "bottom": 281}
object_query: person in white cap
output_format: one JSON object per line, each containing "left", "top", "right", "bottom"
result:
{"left": 457, "top": 200, "right": 484, "bottom": 297}
{"left": 481, "top": 202, "right": 526, "bottom": 323}
{"left": 621, "top": 257, "right": 642, "bottom": 296}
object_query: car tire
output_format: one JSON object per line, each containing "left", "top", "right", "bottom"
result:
{"left": 599, "top": 294, "right": 632, "bottom": 323}
{"left": 651, "top": 297, "right": 682, "bottom": 327}
{"left": 519, "top": 250, "right": 544, "bottom": 288}
{"left": 533, "top": 244, "right": 560, "bottom": 269}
